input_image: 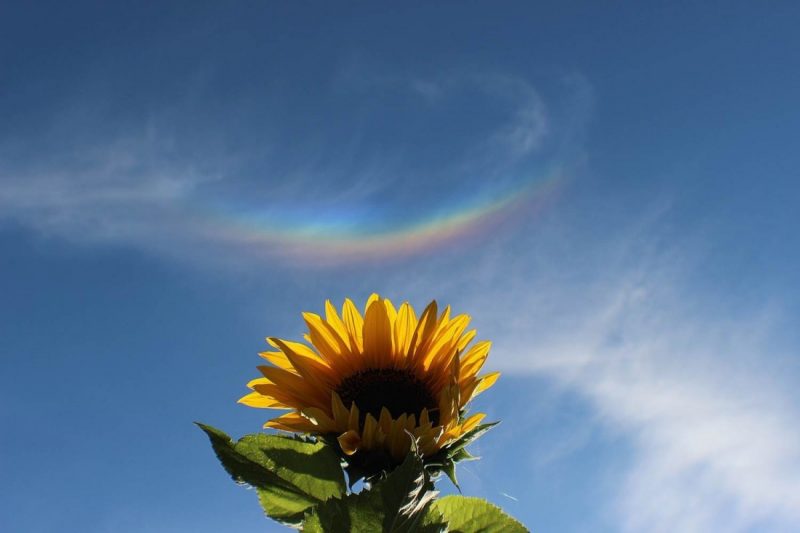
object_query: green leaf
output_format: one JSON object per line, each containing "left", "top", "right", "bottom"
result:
{"left": 303, "top": 489, "right": 384, "bottom": 533}
{"left": 426, "top": 495, "right": 528, "bottom": 533}
{"left": 304, "top": 439, "right": 442, "bottom": 532}
{"left": 239, "top": 432, "right": 345, "bottom": 501}
{"left": 197, "top": 423, "right": 346, "bottom": 527}
{"left": 256, "top": 486, "right": 317, "bottom": 525}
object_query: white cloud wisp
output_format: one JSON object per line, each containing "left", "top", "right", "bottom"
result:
{"left": 446, "top": 226, "right": 800, "bottom": 533}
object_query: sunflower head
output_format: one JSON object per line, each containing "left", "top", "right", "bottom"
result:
{"left": 240, "top": 294, "right": 499, "bottom": 480}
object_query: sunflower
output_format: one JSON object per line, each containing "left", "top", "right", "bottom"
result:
{"left": 239, "top": 294, "right": 499, "bottom": 475}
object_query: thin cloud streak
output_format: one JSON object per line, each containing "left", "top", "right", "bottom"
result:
{"left": 440, "top": 221, "right": 800, "bottom": 533}
{"left": 0, "top": 72, "right": 570, "bottom": 269}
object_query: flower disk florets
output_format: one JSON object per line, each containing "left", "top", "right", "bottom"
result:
{"left": 336, "top": 368, "right": 439, "bottom": 426}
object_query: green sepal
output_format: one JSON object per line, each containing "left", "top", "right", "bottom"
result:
{"left": 440, "top": 461, "right": 460, "bottom": 490}
{"left": 425, "top": 421, "right": 498, "bottom": 489}
{"left": 441, "top": 421, "right": 499, "bottom": 460}
{"left": 196, "top": 423, "right": 346, "bottom": 527}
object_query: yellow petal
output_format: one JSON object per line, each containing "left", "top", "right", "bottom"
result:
{"left": 437, "top": 383, "right": 460, "bottom": 426}
{"left": 268, "top": 338, "right": 325, "bottom": 362}
{"left": 364, "top": 293, "right": 380, "bottom": 313}
{"left": 269, "top": 337, "right": 335, "bottom": 388}
{"left": 258, "top": 350, "right": 296, "bottom": 371}
{"left": 325, "top": 300, "right": 352, "bottom": 350}
{"left": 302, "top": 313, "right": 350, "bottom": 367}
{"left": 378, "top": 407, "right": 393, "bottom": 435}
{"left": 301, "top": 407, "right": 337, "bottom": 432}
{"left": 347, "top": 401, "right": 360, "bottom": 432}
{"left": 405, "top": 414, "right": 417, "bottom": 433}
{"left": 265, "top": 412, "right": 317, "bottom": 432}
{"left": 457, "top": 329, "right": 477, "bottom": 352}
{"left": 331, "top": 392, "right": 350, "bottom": 426}
{"left": 338, "top": 430, "right": 361, "bottom": 455}
{"left": 251, "top": 382, "right": 302, "bottom": 408}
{"left": 342, "top": 298, "right": 365, "bottom": 352}
{"left": 258, "top": 365, "right": 328, "bottom": 408}
{"left": 474, "top": 371, "right": 500, "bottom": 397}
{"left": 362, "top": 414, "right": 379, "bottom": 449}
{"left": 424, "top": 314, "right": 470, "bottom": 369}
{"left": 383, "top": 299, "right": 398, "bottom": 358}
{"left": 419, "top": 408, "right": 430, "bottom": 427}
{"left": 408, "top": 300, "right": 438, "bottom": 365}
{"left": 246, "top": 377, "right": 271, "bottom": 389}
{"left": 363, "top": 298, "right": 392, "bottom": 368}
{"left": 460, "top": 412, "right": 486, "bottom": 433}
{"left": 436, "top": 305, "right": 452, "bottom": 331}
{"left": 238, "top": 391, "right": 287, "bottom": 408}
{"left": 393, "top": 302, "right": 416, "bottom": 362}
{"left": 460, "top": 340, "right": 492, "bottom": 379}
{"left": 384, "top": 297, "right": 398, "bottom": 323}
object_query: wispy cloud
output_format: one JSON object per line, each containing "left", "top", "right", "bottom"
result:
{"left": 0, "top": 128, "right": 220, "bottom": 242}
{"left": 0, "top": 71, "right": 577, "bottom": 268}
{"left": 478, "top": 74, "right": 549, "bottom": 157}
{"left": 539, "top": 278, "right": 800, "bottom": 533}
{"left": 408, "top": 213, "right": 800, "bottom": 532}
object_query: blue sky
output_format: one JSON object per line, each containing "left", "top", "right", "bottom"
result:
{"left": 2, "top": 2, "right": 800, "bottom": 532}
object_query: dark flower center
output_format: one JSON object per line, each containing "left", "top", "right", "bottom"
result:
{"left": 336, "top": 368, "right": 438, "bottom": 426}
